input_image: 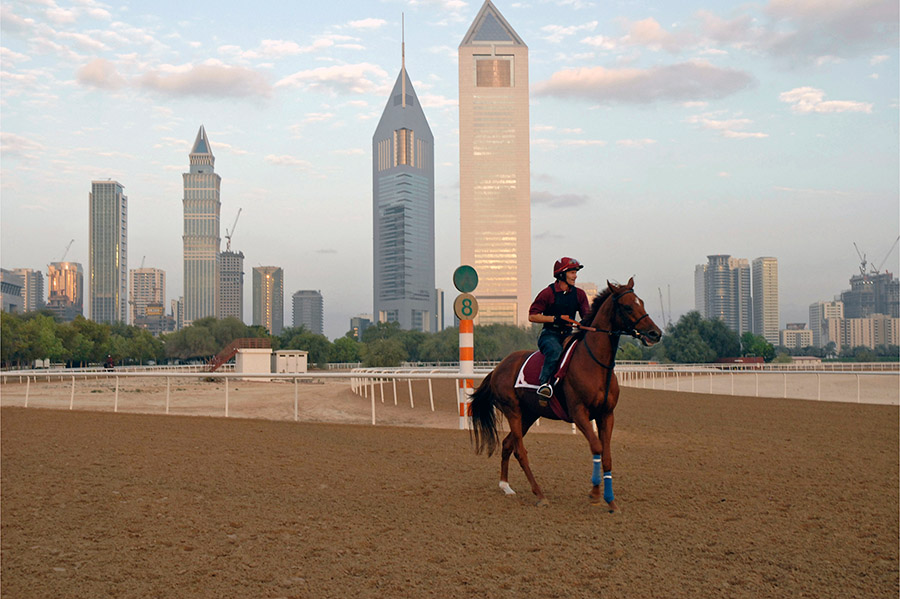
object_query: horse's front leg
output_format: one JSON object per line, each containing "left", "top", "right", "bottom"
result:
{"left": 569, "top": 406, "right": 611, "bottom": 509}
{"left": 594, "top": 412, "right": 617, "bottom": 512}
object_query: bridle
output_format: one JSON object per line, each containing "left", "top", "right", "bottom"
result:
{"left": 582, "top": 289, "right": 650, "bottom": 345}
{"left": 577, "top": 289, "right": 651, "bottom": 402}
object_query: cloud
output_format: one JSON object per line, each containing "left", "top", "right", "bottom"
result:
{"left": 418, "top": 93, "right": 456, "bottom": 108}
{"left": 1, "top": 47, "right": 31, "bottom": 66}
{"left": 219, "top": 38, "right": 336, "bottom": 61}
{"left": 1, "top": 132, "right": 45, "bottom": 160}
{"left": 265, "top": 154, "right": 313, "bottom": 169}
{"left": 699, "top": 1, "right": 898, "bottom": 63}
{"left": 275, "top": 63, "right": 387, "bottom": 95}
{"left": 76, "top": 58, "right": 127, "bottom": 89}
{"left": 1, "top": 6, "right": 35, "bottom": 34}
{"left": 532, "top": 190, "right": 591, "bottom": 207}
{"left": 534, "top": 60, "right": 754, "bottom": 104}
{"left": 616, "top": 138, "right": 657, "bottom": 148}
{"left": 541, "top": 21, "right": 598, "bottom": 44}
{"left": 621, "top": 17, "right": 695, "bottom": 53}
{"left": 347, "top": 18, "right": 386, "bottom": 30}
{"left": 58, "top": 30, "right": 109, "bottom": 52}
{"left": 779, "top": 87, "right": 873, "bottom": 114}
{"left": 870, "top": 54, "right": 889, "bottom": 65}
{"left": 140, "top": 63, "right": 272, "bottom": 98}
{"left": 580, "top": 35, "right": 617, "bottom": 50}
{"left": 685, "top": 113, "right": 769, "bottom": 138}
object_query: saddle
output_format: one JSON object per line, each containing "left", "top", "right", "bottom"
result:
{"left": 514, "top": 339, "right": 580, "bottom": 423}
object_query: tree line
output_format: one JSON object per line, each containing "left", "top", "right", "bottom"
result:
{"left": 2, "top": 309, "right": 893, "bottom": 369}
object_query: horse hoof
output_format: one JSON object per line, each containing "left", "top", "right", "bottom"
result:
{"left": 535, "top": 498, "right": 550, "bottom": 507}
{"left": 499, "top": 481, "right": 516, "bottom": 495}
{"left": 607, "top": 500, "right": 619, "bottom": 513}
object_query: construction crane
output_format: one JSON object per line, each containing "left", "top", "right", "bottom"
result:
{"left": 225, "top": 208, "right": 242, "bottom": 252}
{"left": 140, "top": 255, "right": 146, "bottom": 269}
{"left": 656, "top": 287, "right": 671, "bottom": 326}
{"left": 60, "top": 239, "right": 74, "bottom": 261}
{"left": 853, "top": 242, "right": 868, "bottom": 276}
{"left": 874, "top": 236, "right": 900, "bottom": 274}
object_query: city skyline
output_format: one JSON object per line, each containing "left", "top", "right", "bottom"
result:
{"left": 1, "top": 0, "right": 898, "bottom": 339}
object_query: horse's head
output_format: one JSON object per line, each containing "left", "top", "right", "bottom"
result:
{"left": 606, "top": 278, "right": 662, "bottom": 347}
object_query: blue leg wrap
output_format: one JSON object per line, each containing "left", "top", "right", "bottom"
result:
{"left": 603, "top": 471, "right": 615, "bottom": 504}
{"left": 591, "top": 455, "right": 602, "bottom": 486}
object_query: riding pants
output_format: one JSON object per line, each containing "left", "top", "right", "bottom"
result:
{"left": 538, "top": 329, "right": 567, "bottom": 385}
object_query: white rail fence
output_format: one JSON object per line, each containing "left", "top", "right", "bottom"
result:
{"left": 1, "top": 367, "right": 896, "bottom": 428}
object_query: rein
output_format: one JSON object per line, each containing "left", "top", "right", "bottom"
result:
{"left": 577, "top": 289, "right": 645, "bottom": 405}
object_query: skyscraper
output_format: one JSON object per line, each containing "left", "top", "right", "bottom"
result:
{"left": 183, "top": 125, "right": 220, "bottom": 326}
{"left": 253, "top": 266, "right": 283, "bottom": 335}
{"left": 703, "top": 254, "right": 751, "bottom": 336}
{"left": 459, "top": 1, "right": 531, "bottom": 326}
{"left": 292, "top": 289, "right": 324, "bottom": 335}
{"left": 372, "top": 29, "right": 435, "bottom": 332}
{"left": 47, "top": 262, "right": 83, "bottom": 321}
{"left": 752, "top": 257, "right": 779, "bottom": 345}
{"left": 9, "top": 268, "right": 44, "bottom": 313}
{"left": 129, "top": 267, "right": 165, "bottom": 325}
{"left": 89, "top": 180, "right": 127, "bottom": 323}
{"left": 219, "top": 250, "right": 244, "bottom": 322}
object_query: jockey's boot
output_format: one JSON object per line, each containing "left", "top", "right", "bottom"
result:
{"left": 537, "top": 383, "right": 553, "bottom": 406}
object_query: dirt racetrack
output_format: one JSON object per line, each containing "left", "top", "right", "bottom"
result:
{"left": 2, "top": 383, "right": 898, "bottom": 598}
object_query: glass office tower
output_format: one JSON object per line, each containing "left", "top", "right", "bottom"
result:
{"left": 372, "top": 46, "right": 436, "bottom": 332}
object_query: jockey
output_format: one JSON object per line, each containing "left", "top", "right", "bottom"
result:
{"left": 528, "top": 257, "right": 591, "bottom": 401}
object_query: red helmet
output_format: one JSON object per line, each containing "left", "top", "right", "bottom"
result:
{"left": 553, "top": 257, "right": 583, "bottom": 278}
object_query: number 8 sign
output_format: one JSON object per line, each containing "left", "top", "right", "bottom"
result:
{"left": 453, "top": 293, "right": 479, "bottom": 320}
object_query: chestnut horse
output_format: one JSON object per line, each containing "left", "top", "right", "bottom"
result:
{"left": 470, "top": 278, "right": 662, "bottom": 510}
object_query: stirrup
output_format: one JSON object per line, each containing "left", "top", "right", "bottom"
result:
{"left": 537, "top": 383, "right": 553, "bottom": 399}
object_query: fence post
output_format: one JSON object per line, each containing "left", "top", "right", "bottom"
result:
{"left": 24, "top": 376, "right": 30, "bottom": 407}
{"left": 371, "top": 384, "right": 376, "bottom": 426}
{"left": 408, "top": 379, "right": 414, "bottom": 409}
{"left": 428, "top": 378, "right": 435, "bottom": 412}
{"left": 70, "top": 376, "right": 75, "bottom": 410}
{"left": 114, "top": 376, "right": 119, "bottom": 412}
{"left": 392, "top": 378, "right": 398, "bottom": 406}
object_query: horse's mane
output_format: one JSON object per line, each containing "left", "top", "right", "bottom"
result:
{"left": 584, "top": 286, "right": 612, "bottom": 324}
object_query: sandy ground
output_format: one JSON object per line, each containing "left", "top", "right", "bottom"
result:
{"left": 1, "top": 379, "right": 898, "bottom": 598}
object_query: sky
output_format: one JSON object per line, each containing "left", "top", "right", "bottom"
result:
{"left": 1, "top": 0, "right": 898, "bottom": 340}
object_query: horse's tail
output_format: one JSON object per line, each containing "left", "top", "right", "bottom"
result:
{"left": 470, "top": 372, "right": 500, "bottom": 457}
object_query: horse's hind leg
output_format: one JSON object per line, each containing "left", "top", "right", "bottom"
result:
{"left": 501, "top": 412, "right": 547, "bottom": 505}
{"left": 499, "top": 412, "right": 538, "bottom": 495}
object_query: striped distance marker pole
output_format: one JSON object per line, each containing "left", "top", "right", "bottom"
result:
{"left": 453, "top": 266, "right": 479, "bottom": 430}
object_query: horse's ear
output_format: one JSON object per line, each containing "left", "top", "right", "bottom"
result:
{"left": 606, "top": 280, "right": 616, "bottom": 291}
{"left": 626, "top": 276, "right": 634, "bottom": 288}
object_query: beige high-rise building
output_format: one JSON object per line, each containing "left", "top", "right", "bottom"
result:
{"left": 129, "top": 267, "right": 165, "bottom": 325}
{"left": 459, "top": 1, "right": 531, "bottom": 326}
{"left": 252, "top": 266, "right": 283, "bottom": 336}
{"left": 752, "top": 257, "right": 779, "bottom": 345}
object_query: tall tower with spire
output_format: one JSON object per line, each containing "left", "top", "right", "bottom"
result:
{"left": 372, "top": 19, "right": 436, "bottom": 332}
{"left": 182, "top": 125, "right": 221, "bottom": 326}
{"left": 459, "top": 1, "right": 531, "bottom": 326}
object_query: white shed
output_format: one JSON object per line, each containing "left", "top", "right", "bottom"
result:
{"left": 272, "top": 350, "right": 308, "bottom": 374}
{"left": 235, "top": 348, "right": 273, "bottom": 381}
